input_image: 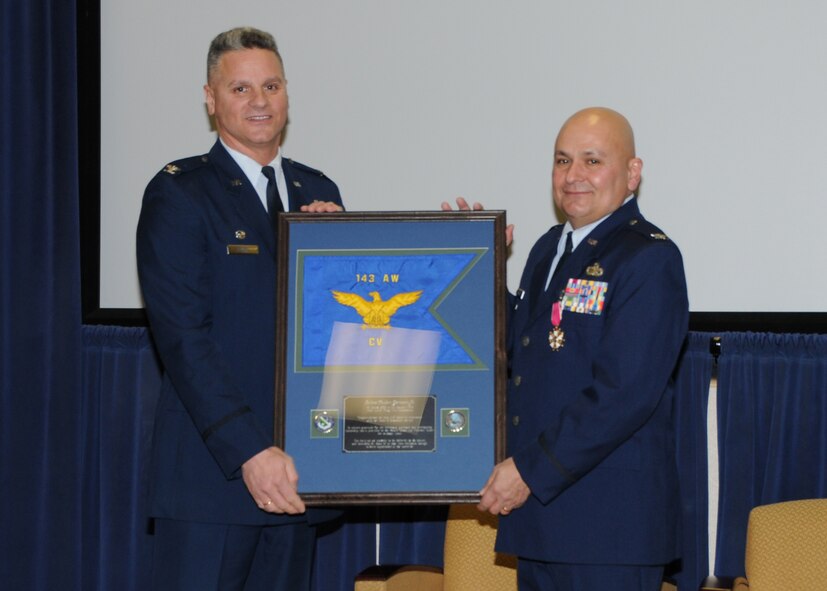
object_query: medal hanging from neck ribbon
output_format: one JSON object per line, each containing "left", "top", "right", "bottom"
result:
{"left": 548, "top": 301, "right": 565, "bottom": 351}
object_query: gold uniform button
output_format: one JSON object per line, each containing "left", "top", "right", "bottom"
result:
{"left": 521, "top": 336, "right": 530, "bottom": 347}
{"left": 513, "top": 375, "right": 522, "bottom": 386}
{"left": 512, "top": 416, "right": 520, "bottom": 426}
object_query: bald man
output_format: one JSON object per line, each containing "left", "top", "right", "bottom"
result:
{"left": 478, "top": 108, "right": 689, "bottom": 590}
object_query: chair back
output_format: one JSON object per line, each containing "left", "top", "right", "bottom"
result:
{"left": 442, "top": 504, "right": 517, "bottom": 591}
{"left": 744, "top": 498, "right": 827, "bottom": 591}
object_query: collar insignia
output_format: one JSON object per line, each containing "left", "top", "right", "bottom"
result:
{"left": 293, "top": 180, "right": 302, "bottom": 188}
{"left": 587, "top": 238, "right": 598, "bottom": 246}
{"left": 629, "top": 219, "right": 638, "bottom": 226}
{"left": 586, "top": 262, "right": 604, "bottom": 277}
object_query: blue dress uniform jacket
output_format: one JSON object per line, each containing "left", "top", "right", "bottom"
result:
{"left": 496, "top": 198, "right": 688, "bottom": 565}
{"left": 137, "top": 141, "right": 342, "bottom": 526}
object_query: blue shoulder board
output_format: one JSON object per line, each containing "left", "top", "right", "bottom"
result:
{"left": 285, "top": 158, "right": 329, "bottom": 178}
{"left": 625, "top": 217, "right": 672, "bottom": 242}
{"left": 160, "top": 154, "right": 210, "bottom": 176}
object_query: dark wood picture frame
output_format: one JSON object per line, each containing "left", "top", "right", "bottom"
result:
{"left": 274, "top": 211, "right": 507, "bottom": 504}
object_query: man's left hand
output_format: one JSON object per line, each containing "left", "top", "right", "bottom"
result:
{"left": 300, "top": 200, "right": 344, "bottom": 213}
{"left": 441, "top": 197, "right": 514, "bottom": 247}
{"left": 242, "top": 446, "right": 306, "bottom": 514}
{"left": 477, "top": 457, "right": 531, "bottom": 516}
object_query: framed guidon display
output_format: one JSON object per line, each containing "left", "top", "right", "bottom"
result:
{"left": 275, "top": 211, "right": 507, "bottom": 505}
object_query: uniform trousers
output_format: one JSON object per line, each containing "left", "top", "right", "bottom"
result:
{"left": 150, "top": 518, "right": 317, "bottom": 591}
{"left": 517, "top": 559, "right": 664, "bottom": 591}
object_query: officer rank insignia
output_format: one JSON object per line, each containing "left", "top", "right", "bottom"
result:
{"left": 561, "top": 278, "right": 608, "bottom": 315}
{"left": 163, "top": 164, "right": 181, "bottom": 175}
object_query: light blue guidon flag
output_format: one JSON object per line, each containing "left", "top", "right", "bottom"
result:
{"left": 296, "top": 249, "right": 485, "bottom": 369}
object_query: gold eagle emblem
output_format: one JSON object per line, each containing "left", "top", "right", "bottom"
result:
{"left": 331, "top": 290, "right": 423, "bottom": 329}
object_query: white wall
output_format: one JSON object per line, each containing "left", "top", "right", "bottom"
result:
{"left": 100, "top": 0, "right": 827, "bottom": 312}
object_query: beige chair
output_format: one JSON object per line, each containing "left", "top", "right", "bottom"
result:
{"left": 703, "top": 498, "right": 827, "bottom": 591}
{"left": 354, "top": 504, "right": 517, "bottom": 591}
{"left": 353, "top": 503, "right": 681, "bottom": 591}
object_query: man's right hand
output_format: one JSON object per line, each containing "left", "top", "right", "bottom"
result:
{"left": 440, "top": 196, "right": 483, "bottom": 212}
{"left": 241, "top": 446, "right": 306, "bottom": 514}
{"left": 441, "top": 197, "right": 514, "bottom": 247}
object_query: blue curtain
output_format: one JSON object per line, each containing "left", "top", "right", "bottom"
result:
{"left": 670, "top": 333, "right": 715, "bottom": 590}
{"left": 80, "top": 327, "right": 161, "bottom": 591}
{"left": 713, "top": 332, "right": 827, "bottom": 579}
{"left": 0, "top": 0, "right": 83, "bottom": 589}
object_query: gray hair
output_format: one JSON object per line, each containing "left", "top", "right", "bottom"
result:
{"left": 207, "top": 27, "right": 283, "bottom": 81}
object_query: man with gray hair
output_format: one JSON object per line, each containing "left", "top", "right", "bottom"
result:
{"left": 137, "top": 26, "right": 343, "bottom": 590}
{"left": 206, "top": 26, "right": 283, "bottom": 80}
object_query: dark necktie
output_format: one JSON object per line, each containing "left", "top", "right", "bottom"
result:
{"left": 547, "top": 230, "right": 573, "bottom": 290}
{"left": 261, "top": 166, "right": 283, "bottom": 224}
